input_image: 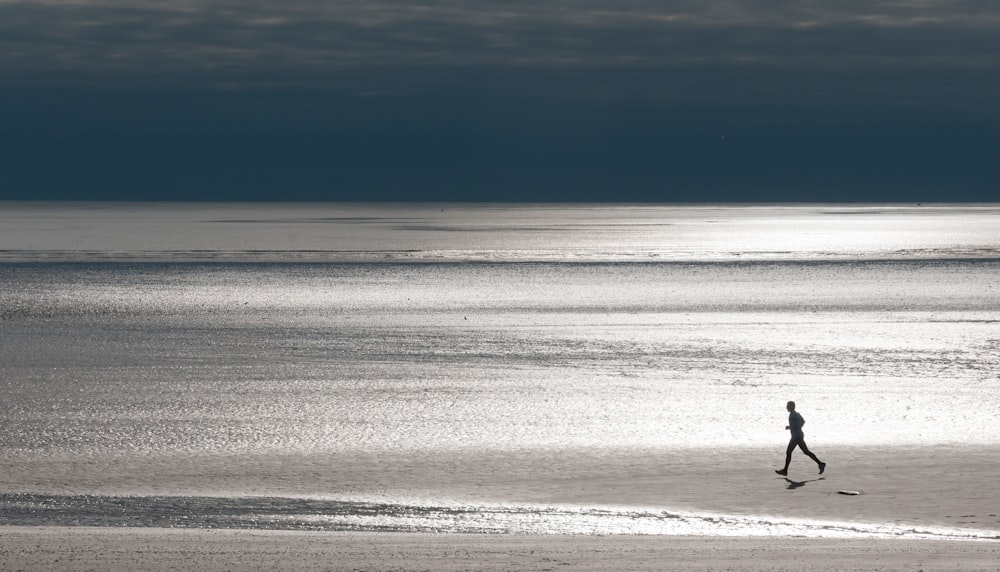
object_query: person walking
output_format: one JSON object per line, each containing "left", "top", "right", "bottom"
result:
{"left": 775, "top": 401, "right": 826, "bottom": 476}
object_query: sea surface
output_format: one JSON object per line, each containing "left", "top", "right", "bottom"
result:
{"left": 1, "top": 202, "right": 999, "bottom": 538}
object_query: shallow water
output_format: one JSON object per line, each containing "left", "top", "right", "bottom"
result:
{"left": 1, "top": 203, "right": 999, "bottom": 537}
{"left": 1, "top": 493, "right": 995, "bottom": 539}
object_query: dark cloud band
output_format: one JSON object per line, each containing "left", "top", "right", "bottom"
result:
{"left": 2, "top": 0, "right": 999, "bottom": 88}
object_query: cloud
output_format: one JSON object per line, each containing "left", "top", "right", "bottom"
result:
{"left": 0, "top": 0, "right": 998, "bottom": 115}
{"left": 2, "top": 0, "right": 999, "bottom": 87}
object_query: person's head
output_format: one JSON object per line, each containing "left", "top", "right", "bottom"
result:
{"left": 786, "top": 401, "right": 796, "bottom": 412}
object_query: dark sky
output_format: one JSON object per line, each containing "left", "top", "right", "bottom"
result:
{"left": 2, "top": 0, "right": 998, "bottom": 201}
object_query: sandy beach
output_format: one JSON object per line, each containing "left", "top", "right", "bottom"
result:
{"left": 1, "top": 527, "right": 999, "bottom": 571}
{"left": 3, "top": 445, "right": 998, "bottom": 569}
{"left": 5, "top": 445, "right": 999, "bottom": 534}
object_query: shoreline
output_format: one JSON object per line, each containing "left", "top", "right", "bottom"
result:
{"left": 3, "top": 251, "right": 1000, "bottom": 264}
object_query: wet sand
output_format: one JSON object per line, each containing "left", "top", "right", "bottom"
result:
{"left": 5, "top": 445, "right": 1000, "bottom": 534}
{"left": 2, "top": 527, "right": 999, "bottom": 571}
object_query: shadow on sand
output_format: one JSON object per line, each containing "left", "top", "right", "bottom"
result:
{"left": 782, "top": 477, "right": 825, "bottom": 490}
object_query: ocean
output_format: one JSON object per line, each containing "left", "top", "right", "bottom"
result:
{"left": 1, "top": 202, "right": 998, "bottom": 538}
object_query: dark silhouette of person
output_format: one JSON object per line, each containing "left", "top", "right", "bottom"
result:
{"left": 775, "top": 401, "right": 826, "bottom": 476}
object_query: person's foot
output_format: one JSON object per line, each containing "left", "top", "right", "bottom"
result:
{"left": 775, "top": 469, "right": 787, "bottom": 476}
{"left": 818, "top": 462, "right": 827, "bottom": 475}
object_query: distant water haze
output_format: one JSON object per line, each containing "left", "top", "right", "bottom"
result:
{"left": 1, "top": 202, "right": 998, "bottom": 262}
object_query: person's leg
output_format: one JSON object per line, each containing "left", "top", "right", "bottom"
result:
{"left": 798, "top": 440, "right": 827, "bottom": 473}
{"left": 776, "top": 438, "right": 796, "bottom": 475}
{"left": 797, "top": 440, "right": 822, "bottom": 465}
